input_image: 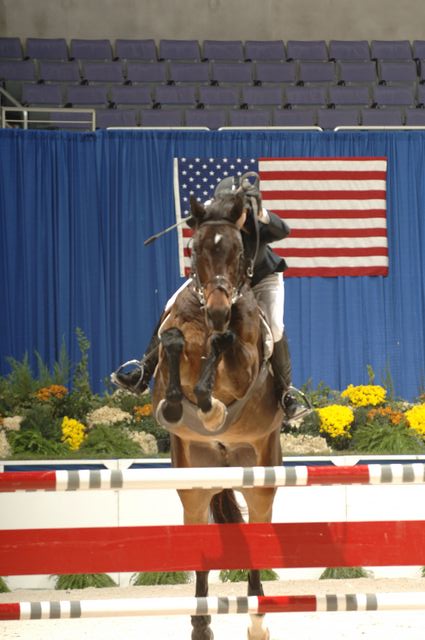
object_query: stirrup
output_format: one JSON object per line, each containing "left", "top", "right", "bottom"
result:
{"left": 110, "top": 359, "right": 144, "bottom": 390}
{"left": 282, "top": 385, "right": 313, "bottom": 421}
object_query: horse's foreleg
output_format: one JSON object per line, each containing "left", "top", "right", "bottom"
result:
{"left": 160, "top": 327, "right": 185, "bottom": 423}
{"left": 194, "top": 331, "right": 234, "bottom": 411}
{"left": 191, "top": 570, "right": 213, "bottom": 640}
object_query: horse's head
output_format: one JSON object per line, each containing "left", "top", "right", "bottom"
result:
{"left": 189, "top": 192, "right": 247, "bottom": 332}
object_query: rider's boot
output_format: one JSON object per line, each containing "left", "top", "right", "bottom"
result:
{"left": 111, "top": 328, "right": 160, "bottom": 394}
{"left": 270, "top": 333, "right": 312, "bottom": 421}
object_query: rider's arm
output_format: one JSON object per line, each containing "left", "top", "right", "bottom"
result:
{"left": 258, "top": 209, "right": 291, "bottom": 242}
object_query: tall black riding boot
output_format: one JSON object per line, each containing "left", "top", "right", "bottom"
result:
{"left": 111, "top": 326, "right": 160, "bottom": 394}
{"left": 270, "top": 333, "right": 311, "bottom": 420}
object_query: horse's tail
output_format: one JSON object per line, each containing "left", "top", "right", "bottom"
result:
{"left": 210, "top": 489, "right": 245, "bottom": 524}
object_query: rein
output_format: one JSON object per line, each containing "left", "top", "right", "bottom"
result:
{"left": 190, "top": 219, "right": 246, "bottom": 307}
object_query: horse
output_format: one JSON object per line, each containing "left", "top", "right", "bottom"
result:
{"left": 152, "top": 189, "right": 283, "bottom": 640}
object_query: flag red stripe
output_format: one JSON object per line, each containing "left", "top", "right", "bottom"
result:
{"left": 270, "top": 210, "right": 387, "bottom": 219}
{"left": 289, "top": 228, "right": 387, "bottom": 238}
{"left": 264, "top": 190, "right": 386, "bottom": 200}
{"left": 282, "top": 247, "right": 389, "bottom": 258}
{"left": 259, "top": 156, "right": 388, "bottom": 162}
{"left": 260, "top": 170, "right": 387, "bottom": 181}
{"left": 285, "top": 266, "right": 389, "bottom": 277}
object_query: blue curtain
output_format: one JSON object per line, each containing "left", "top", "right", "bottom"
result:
{"left": 1, "top": 128, "right": 425, "bottom": 400}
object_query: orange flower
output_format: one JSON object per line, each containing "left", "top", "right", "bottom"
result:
{"left": 35, "top": 384, "right": 68, "bottom": 401}
{"left": 367, "top": 406, "right": 405, "bottom": 425}
{"left": 133, "top": 404, "right": 153, "bottom": 420}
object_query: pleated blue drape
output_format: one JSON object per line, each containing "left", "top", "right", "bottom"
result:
{"left": 1, "top": 128, "right": 425, "bottom": 399}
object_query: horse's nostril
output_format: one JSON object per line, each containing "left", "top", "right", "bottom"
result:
{"left": 207, "top": 305, "right": 230, "bottom": 331}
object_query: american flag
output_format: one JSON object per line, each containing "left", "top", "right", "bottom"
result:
{"left": 173, "top": 156, "right": 388, "bottom": 278}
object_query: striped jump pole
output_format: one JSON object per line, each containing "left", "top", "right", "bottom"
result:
{"left": 2, "top": 592, "right": 425, "bottom": 621}
{"left": 1, "top": 462, "right": 425, "bottom": 492}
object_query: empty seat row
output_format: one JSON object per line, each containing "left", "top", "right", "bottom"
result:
{"left": 32, "top": 105, "right": 425, "bottom": 131}
{"left": 3, "top": 37, "right": 425, "bottom": 63}
{"left": 16, "top": 82, "right": 425, "bottom": 110}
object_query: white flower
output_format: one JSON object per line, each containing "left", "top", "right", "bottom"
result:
{"left": 0, "top": 431, "right": 12, "bottom": 458}
{"left": 128, "top": 431, "right": 158, "bottom": 455}
{"left": 2, "top": 416, "right": 23, "bottom": 431}
{"left": 86, "top": 406, "right": 132, "bottom": 429}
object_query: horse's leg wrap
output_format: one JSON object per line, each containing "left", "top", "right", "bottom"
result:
{"left": 161, "top": 327, "right": 185, "bottom": 423}
{"left": 194, "top": 331, "right": 234, "bottom": 412}
{"left": 191, "top": 570, "right": 214, "bottom": 640}
{"left": 247, "top": 570, "right": 269, "bottom": 640}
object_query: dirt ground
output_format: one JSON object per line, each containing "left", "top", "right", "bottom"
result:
{"left": 2, "top": 578, "right": 425, "bottom": 640}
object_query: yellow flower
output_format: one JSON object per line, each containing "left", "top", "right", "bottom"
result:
{"left": 133, "top": 404, "right": 153, "bottom": 420}
{"left": 341, "top": 384, "right": 386, "bottom": 407}
{"left": 61, "top": 416, "right": 86, "bottom": 450}
{"left": 35, "top": 384, "right": 68, "bottom": 401}
{"left": 405, "top": 404, "right": 425, "bottom": 437}
{"left": 317, "top": 404, "right": 354, "bottom": 439}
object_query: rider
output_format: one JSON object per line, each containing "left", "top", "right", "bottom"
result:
{"left": 112, "top": 174, "right": 309, "bottom": 420}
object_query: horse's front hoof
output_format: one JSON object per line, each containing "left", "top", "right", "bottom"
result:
{"left": 162, "top": 401, "right": 183, "bottom": 423}
{"left": 198, "top": 398, "right": 227, "bottom": 432}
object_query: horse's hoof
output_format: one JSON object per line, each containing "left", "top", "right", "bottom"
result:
{"left": 162, "top": 401, "right": 183, "bottom": 423}
{"left": 198, "top": 398, "right": 227, "bottom": 432}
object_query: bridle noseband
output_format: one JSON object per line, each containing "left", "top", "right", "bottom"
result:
{"left": 190, "top": 219, "right": 246, "bottom": 307}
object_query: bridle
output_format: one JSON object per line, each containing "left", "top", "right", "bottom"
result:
{"left": 190, "top": 219, "right": 247, "bottom": 307}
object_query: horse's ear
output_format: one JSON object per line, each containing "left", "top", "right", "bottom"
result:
{"left": 229, "top": 193, "right": 245, "bottom": 224}
{"left": 190, "top": 194, "right": 206, "bottom": 225}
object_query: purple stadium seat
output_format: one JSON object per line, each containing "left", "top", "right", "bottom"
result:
{"left": 159, "top": 39, "right": 200, "bottom": 61}
{"left": 337, "top": 61, "right": 377, "bottom": 84}
{"left": 328, "top": 40, "right": 370, "bottom": 61}
{"left": 21, "top": 83, "right": 63, "bottom": 106}
{"left": 378, "top": 61, "right": 418, "bottom": 84}
{"left": 70, "top": 39, "right": 113, "bottom": 61}
{"left": 126, "top": 62, "right": 167, "bottom": 84}
{"left": 211, "top": 61, "right": 253, "bottom": 84}
{"left": 372, "top": 85, "right": 415, "bottom": 107}
{"left": 272, "top": 108, "right": 317, "bottom": 126}
{"left": 241, "top": 86, "right": 282, "bottom": 108}
{"left": 244, "top": 41, "right": 285, "bottom": 61}
{"left": 317, "top": 107, "right": 360, "bottom": 129}
{"left": 95, "top": 108, "right": 138, "bottom": 128}
{"left": 115, "top": 39, "right": 157, "bottom": 61}
{"left": 370, "top": 40, "right": 412, "bottom": 60}
{"left": 153, "top": 85, "right": 197, "bottom": 108}
{"left": 25, "top": 38, "right": 68, "bottom": 61}
{"left": 417, "top": 84, "right": 425, "bottom": 106}
{"left": 66, "top": 85, "right": 110, "bottom": 107}
{"left": 0, "top": 59, "right": 37, "bottom": 81}
{"left": 361, "top": 107, "right": 404, "bottom": 126}
{"left": 109, "top": 85, "right": 152, "bottom": 107}
{"left": 286, "top": 40, "right": 328, "bottom": 61}
{"left": 0, "top": 37, "right": 23, "bottom": 60}
{"left": 228, "top": 109, "right": 272, "bottom": 126}
{"left": 38, "top": 60, "right": 81, "bottom": 83}
{"left": 405, "top": 108, "right": 425, "bottom": 126}
{"left": 413, "top": 41, "right": 425, "bottom": 60}
{"left": 202, "top": 40, "right": 244, "bottom": 62}
{"left": 81, "top": 61, "right": 125, "bottom": 84}
{"left": 284, "top": 85, "right": 328, "bottom": 107}
{"left": 298, "top": 61, "right": 336, "bottom": 84}
{"left": 140, "top": 109, "right": 184, "bottom": 126}
{"left": 168, "top": 62, "right": 210, "bottom": 84}
{"left": 328, "top": 85, "right": 371, "bottom": 107}
{"left": 255, "top": 61, "right": 296, "bottom": 85}
{"left": 185, "top": 108, "right": 227, "bottom": 129}
{"left": 198, "top": 86, "right": 240, "bottom": 107}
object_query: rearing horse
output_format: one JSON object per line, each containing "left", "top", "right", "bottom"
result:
{"left": 152, "top": 191, "right": 283, "bottom": 640}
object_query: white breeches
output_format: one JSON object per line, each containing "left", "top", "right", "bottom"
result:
{"left": 165, "top": 272, "right": 285, "bottom": 342}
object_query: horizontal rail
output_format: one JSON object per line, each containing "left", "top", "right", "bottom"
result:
{"left": 2, "top": 592, "right": 425, "bottom": 620}
{"left": 1, "top": 520, "right": 425, "bottom": 576}
{"left": 1, "top": 463, "right": 425, "bottom": 492}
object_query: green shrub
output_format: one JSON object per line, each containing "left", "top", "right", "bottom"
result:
{"left": 54, "top": 573, "right": 117, "bottom": 590}
{"left": 219, "top": 569, "right": 278, "bottom": 582}
{"left": 320, "top": 567, "right": 370, "bottom": 579}
{"left": 79, "top": 424, "right": 142, "bottom": 457}
{"left": 7, "top": 429, "right": 67, "bottom": 457}
{"left": 132, "top": 572, "right": 190, "bottom": 586}
{"left": 351, "top": 421, "right": 425, "bottom": 454}
{"left": 0, "top": 576, "right": 10, "bottom": 592}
